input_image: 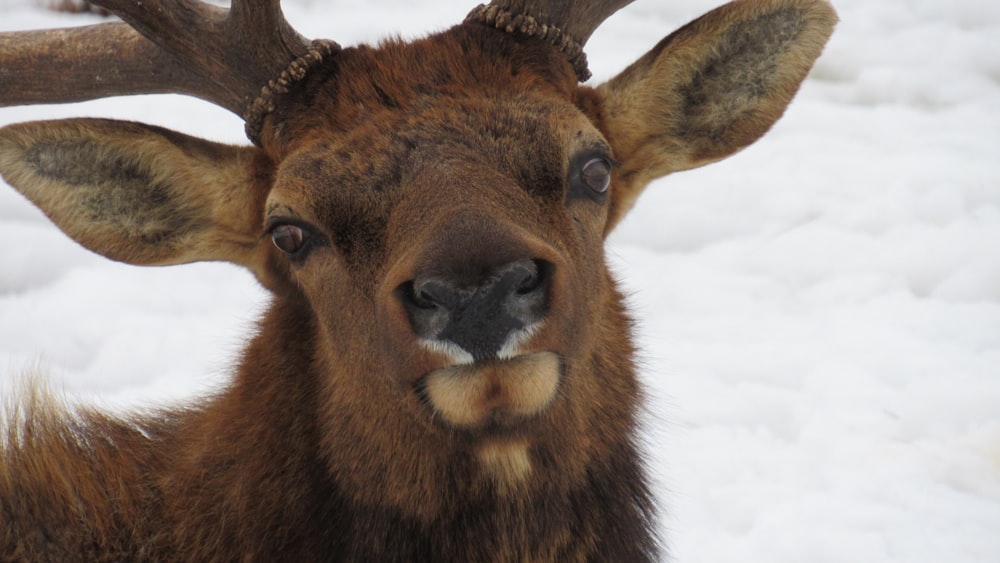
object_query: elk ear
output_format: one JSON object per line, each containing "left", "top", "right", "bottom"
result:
{"left": 0, "top": 118, "right": 272, "bottom": 272}
{"left": 596, "top": 0, "right": 836, "bottom": 229}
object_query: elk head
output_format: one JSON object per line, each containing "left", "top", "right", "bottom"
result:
{"left": 0, "top": 0, "right": 836, "bottom": 536}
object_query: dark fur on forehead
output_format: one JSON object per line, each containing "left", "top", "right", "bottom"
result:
{"left": 266, "top": 23, "right": 580, "bottom": 153}
{"left": 278, "top": 97, "right": 571, "bottom": 272}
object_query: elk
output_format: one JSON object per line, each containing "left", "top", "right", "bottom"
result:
{"left": 0, "top": 0, "right": 835, "bottom": 559}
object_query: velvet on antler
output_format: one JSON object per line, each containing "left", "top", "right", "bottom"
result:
{"left": 466, "top": 0, "right": 634, "bottom": 80}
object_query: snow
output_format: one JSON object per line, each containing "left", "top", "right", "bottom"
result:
{"left": 2, "top": 0, "right": 999, "bottom": 561}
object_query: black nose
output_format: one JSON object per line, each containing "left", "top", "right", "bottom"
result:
{"left": 400, "top": 259, "right": 552, "bottom": 361}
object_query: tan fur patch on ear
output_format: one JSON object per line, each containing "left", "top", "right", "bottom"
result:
{"left": 19, "top": 136, "right": 207, "bottom": 258}
{"left": 0, "top": 119, "right": 268, "bottom": 268}
{"left": 678, "top": 7, "right": 809, "bottom": 156}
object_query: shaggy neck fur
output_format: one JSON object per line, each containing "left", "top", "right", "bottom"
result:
{"left": 2, "top": 290, "right": 656, "bottom": 560}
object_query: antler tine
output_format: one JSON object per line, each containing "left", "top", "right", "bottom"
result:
{"left": 0, "top": 23, "right": 205, "bottom": 106}
{"left": 94, "top": 0, "right": 312, "bottom": 115}
{"left": 0, "top": 0, "right": 335, "bottom": 141}
{"left": 466, "top": 0, "right": 634, "bottom": 81}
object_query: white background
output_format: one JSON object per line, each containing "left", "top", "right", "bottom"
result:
{"left": 1, "top": 0, "right": 998, "bottom": 561}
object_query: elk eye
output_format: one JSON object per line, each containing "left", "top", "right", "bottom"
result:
{"left": 580, "top": 158, "right": 612, "bottom": 194}
{"left": 271, "top": 223, "right": 310, "bottom": 255}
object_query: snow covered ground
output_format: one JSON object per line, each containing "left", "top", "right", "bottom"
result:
{"left": 1, "top": 0, "right": 998, "bottom": 561}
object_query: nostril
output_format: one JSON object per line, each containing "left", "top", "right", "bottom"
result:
{"left": 514, "top": 259, "right": 550, "bottom": 296}
{"left": 398, "top": 281, "right": 433, "bottom": 310}
{"left": 404, "top": 277, "right": 463, "bottom": 311}
{"left": 399, "top": 259, "right": 553, "bottom": 359}
{"left": 416, "top": 280, "right": 444, "bottom": 309}
{"left": 507, "top": 262, "right": 537, "bottom": 296}
{"left": 398, "top": 278, "right": 457, "bottom": 342}
{"left": 503, "top": 259, "right": 551, "bottom": 328}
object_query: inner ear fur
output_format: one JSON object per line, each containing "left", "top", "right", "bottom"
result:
{"left": 596, "top": 0, "right": 837, "bottom": 229}
{"left": 0, "top": 118, "right": 273, "bottom": 272}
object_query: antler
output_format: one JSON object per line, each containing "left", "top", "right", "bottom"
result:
{"left": 0, "top": 0, "right": 337, "bottom": 141}
{"left": 0, "top": 0, "right": 625, "bottom": 140}
{"left": 466, "top": 0, "right": 634, "bottom": 81}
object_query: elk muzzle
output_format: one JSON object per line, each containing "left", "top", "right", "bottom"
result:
{"left": 400, "top": 257, "right": 562, "bottom": 429}
{"left": 400, "top": 258, "right": 552, "bottom": 363}
{"left": 388, "top": 211, "right": 567, "bottom": 430}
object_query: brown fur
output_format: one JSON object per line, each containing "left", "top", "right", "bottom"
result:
{"left": 0, "top": 1, "right": 836, "bottom": 560}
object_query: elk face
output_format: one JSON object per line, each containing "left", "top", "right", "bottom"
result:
{"left": 260, "top": 40, "right": 633, "bottom": 506}
{"left": 275, "top": 97, "right": 609, "bottom": 389}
